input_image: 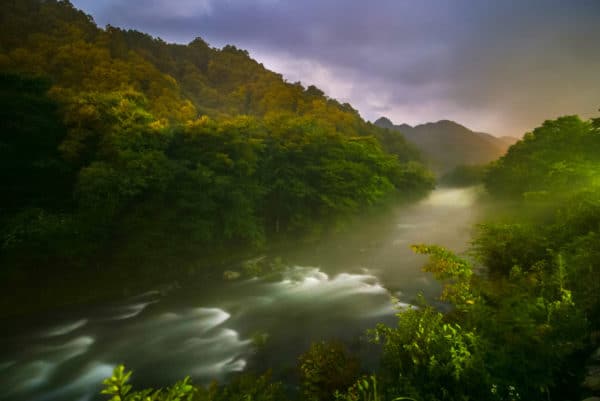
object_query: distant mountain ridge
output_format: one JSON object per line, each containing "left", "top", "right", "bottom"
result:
{"left": 374, "top": 117, "right": 517, "bottom": 173}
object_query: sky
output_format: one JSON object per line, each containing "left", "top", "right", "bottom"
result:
{"left": 70, "top": 0, "right": 600, "bottom": 138}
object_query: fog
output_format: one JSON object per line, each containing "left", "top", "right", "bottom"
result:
{"left": 0, "top": 187, "right": 484, "bottom": 401}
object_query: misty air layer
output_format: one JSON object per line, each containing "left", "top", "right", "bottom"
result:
{"left": 1, "top": 1, "right": 599, "bottom": 401}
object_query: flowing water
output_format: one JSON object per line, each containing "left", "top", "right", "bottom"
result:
{"left": 0, "top": 187, "right": 483, "bottom": 401}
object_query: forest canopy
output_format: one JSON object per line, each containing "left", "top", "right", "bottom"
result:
{"left": 0, "top": 0, "right": 434, "bottom": 315}
{"left": 94, "top": 111, "right": 600, "bottom": 400}
{"left": 2, "top": 2, "right": 600, "bottom": 401}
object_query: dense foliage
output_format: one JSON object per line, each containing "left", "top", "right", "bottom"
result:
{"left": 298, "top": 340, "right": 360, "bottom": 401}
{"left": 478, "top": 114, "right": 600, "bottom": 329}
{"left": 103, "top": 114, "right": 600, "bottom": 401}
{"left": 368, "top": 115, "right": 600, "bottom": 400}
{"left": 5, "top": 1, "right": 599, "bottom": 400}
{"left": 0, "top": 0, "right": 434, "bottom": 315}
{"left": 438, "top": 164, "right": 486, "bottom": 188}
{"left": 101, "top": 365, "right": 195, "bottom": 401}
{"left": 484, "top": 115, "right": 598, "bottom": 198}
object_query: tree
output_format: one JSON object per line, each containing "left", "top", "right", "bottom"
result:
{"left": 299, "top": 340, "right": 360, "bottom": 401}
{"left": 101, "top": 365, "right": 195, "bottom": 401}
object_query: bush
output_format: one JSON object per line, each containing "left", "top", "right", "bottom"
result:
{"left": 299, "top": 340, "right": 360, "bottom": 401}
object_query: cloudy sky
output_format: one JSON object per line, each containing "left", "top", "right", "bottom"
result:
{"left": 71, "top": 0, "right": 600, "bottom": 137}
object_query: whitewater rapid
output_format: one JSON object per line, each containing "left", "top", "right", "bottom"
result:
{"left": 0, "top": 187, "right": 482, "bottom": 401}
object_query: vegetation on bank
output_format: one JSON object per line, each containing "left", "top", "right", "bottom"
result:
{"left": 100, "top": 114, "right": 600, "bottom": 400}
{"left": 3, "top": 1, "right": 600, "bottom": 400}
{"left": 438, "top": 164, "right": 487, "bottom": 187}
{"left": 0, "top": 0, "right": 434, "bottom": 316}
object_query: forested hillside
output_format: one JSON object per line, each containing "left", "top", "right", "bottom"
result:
{"left": 0, "top": 0, "right": 434, "bottom": 316}
{"left": 93, "top": 114, "right": 600, "bottom": 401}
{"left": 374, "top": 117, "right": 516, "bottom": 173}
{"left": 4, "top": 2, "right": 599, "bottom": 401}
{"left": 379, "top": 115, "right": 600, "bottom": 401}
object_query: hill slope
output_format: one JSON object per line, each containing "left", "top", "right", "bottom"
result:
{"left": 375, "top": 117, "right": 517, "bottom": 173}
{"left": 0, "top": 0, "right": 434, "bottom": 315}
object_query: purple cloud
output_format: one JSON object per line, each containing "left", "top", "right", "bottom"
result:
{"left": 71, "top": 0, "right": 600, "bottom": 137}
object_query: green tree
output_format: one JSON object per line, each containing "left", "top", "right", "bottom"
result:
{"left": 101, "top": 365, "right": 195, "bottom": 401}
{"left": 299, "top": 340, "right": 361, "bottom": 401}
{"left": 371, "top": 306, "right": 488, "bottom": 401}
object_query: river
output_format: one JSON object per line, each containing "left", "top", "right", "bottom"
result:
{"left": 0, "top": 187, "right": 483, "bottom": 401}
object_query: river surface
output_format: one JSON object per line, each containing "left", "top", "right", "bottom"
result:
{"left": 0, "top": 187, "right": 483, "bottom": 401}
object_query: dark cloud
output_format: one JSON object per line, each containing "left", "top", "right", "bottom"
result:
{"left": 72, "top": 0, "right": 600, "bottom": 137}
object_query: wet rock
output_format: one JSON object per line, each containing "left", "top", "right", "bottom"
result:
{"left": 223, "top": 270, "right": 241, "bottom": 281}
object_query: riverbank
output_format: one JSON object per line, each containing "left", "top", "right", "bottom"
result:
{"left": 0, "top": 189, "right": 438, "bottom": 320}
{"left": 0, "top": 187, "right": 483, "bottom": 401}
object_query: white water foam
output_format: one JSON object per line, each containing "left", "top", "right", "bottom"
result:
{"left": 270, "top": 267, "right": 389, "bottom": 303}
{"left": 2, "top": 360, "right": 56, "bottom": 397}
{"left": 109, "top": 300, "right": 158, "bottom": 320}
{"left": 188, "top": 307, "right": 231, "bottom": 330}
{"left": 42, "top": 319, "right": 88, "bottom": 337}
{"left": 192, "top": 356, "right": 247, "bottom": 376}
{"left": 32, "top": 362, "right": 115, "bottom": 401}
{"left": 38, "top": 336, "right": 95, "bottom": 363}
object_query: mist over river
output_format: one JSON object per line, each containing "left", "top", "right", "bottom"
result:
{"left": 0, "top": 187, "right": 484, "bottom": 401}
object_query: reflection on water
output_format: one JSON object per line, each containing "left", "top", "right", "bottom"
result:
{"left": 0, "top": 187, "right": 483, "bottom": 401}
